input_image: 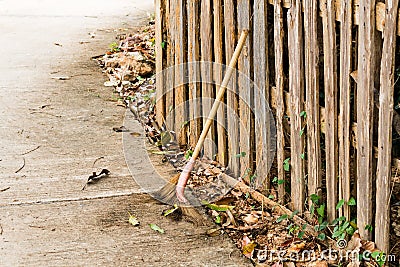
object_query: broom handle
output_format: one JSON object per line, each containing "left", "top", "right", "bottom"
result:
{"left": 191, "top": 29, "right": 249, "bottom": 161}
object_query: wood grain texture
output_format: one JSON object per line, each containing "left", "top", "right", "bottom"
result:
{"left": 214, "top": 0, "right": 227, "bottom": 166}
{"left": 273, "top": 0, "right": 286, "bottom": 203}
{"left": 224, "top": 0, "right": 240, "bottom": 177}
{"left": 304, "top": 0, "right": 322, "bottom": 209}
{"left": 253, "top": 0, "right": 271, "bottom": 189}
{"left": 174, "top": 0, "right": 187, "bottom": 145}
{"left": 357, "top": 0, "right": 375, "bottom": 240}
{"left": 187, "top": 0, "right": 201, "bottom": 148}
{"left": 200, "top": 0, "right": 215, "bottom": 159}
{"left": 155, "top": 0, "right": 165, "bottom": 126}
{"left": 266, "top": 0, "right": 400, "bottom": 36}
{"left": 237, "top": 0, "right": 252, "bottom": 182}
{"left": 338, "top": 0, "right": 352, "bottom": 220}
{"left": 375, "top": 0, "right": 398, "bottom": 254}
{"left": 165, "top": 0, "right": 175, "bottom": 132}
{"left": 288, "top": 0, "right": 305, "bottom": 213}
{"left": 321, "top": 0, "right": 338, "bottom": 223}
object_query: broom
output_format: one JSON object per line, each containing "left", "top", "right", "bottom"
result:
{"left": 154, "top": 29, "right": 249, "bottom": 223}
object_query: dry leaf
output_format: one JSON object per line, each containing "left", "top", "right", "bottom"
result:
{"left": 206, "top": 228, "right": 222, "bottom": 237}
{"left": 307, "top": 260, "right": 328, "bottom": 267}
{"left": 243, "top": 214, "right": 259, "bottom": 225}
{"left": 287, "top": 242, "right": 305, "bottom": 253}
{"left": 242, "top": 235, "right": 256, "bottom": 258}
{"left": 361, "top": 240, "right": 375, "bottom": 251}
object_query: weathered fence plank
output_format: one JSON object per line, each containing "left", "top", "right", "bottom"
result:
{"left": 288, "top": 0, "right": 305, "bottom": 213}
{"left": 237, "top": 0, "right": 252, "bottom": 182}
{"left": 214, "top": 0, "right": 227, "bottom": 166}
{"left": 357, "top": 0, "right": 375, "bottom": 240}
{"left": 165, "top": 0, "right": 175, "bottom": 132}
{"left": 253, "top": 0, "right": 270, "bottom": 188}
{"left": 338, "top": 0, "right": 352, "bottom": 220}
{"left": 304, "top": 0, "right": 322, "bottom": 209}
{"left": 187, "top": 0, "right": 201, "bottom": 148}
{"left": 224, "top": 0, "right": 240, "bottom": 177}
{"left": 174, "top": 0, "right": 187, "bottom": 145}
{"left": 200, "top": 0, "right": 215, "bottom": 159}
{"left": 273, "top": 0, "right": 286, "bottom": 202}
{"left": 321, "top": 0, "right": 338, "bottom": 223}
{"left": 375, "top": 0, "right": 399, "bottom": 254}
{"left": 155, "top": 0, "right": 165, "bottom": 126}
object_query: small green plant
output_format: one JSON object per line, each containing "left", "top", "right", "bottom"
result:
{"left": 109, "top": 42, "right": 120, "bottom": 52}
{"left": 283, "top": 158, "right": 290, "bottom": 171}
{"left": 371, "top": 251, "right": 386, "bottom": 267}
{"left": 185, "top": 149, "right": 193, "bottom": 160}
{"left": 235, "top": 151, "right": 247, "bottom": 158}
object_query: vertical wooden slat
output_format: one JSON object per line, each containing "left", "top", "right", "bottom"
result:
{"left": 187, "top": 0, "right": 201, "bottom": 149}
{"left": 155, "top": 0, "right": 165, "bottom": 126}
{"left": 253, "top": 0, "right": 270, "bottom": 189}
{"left": 321, "top": 0, "right": 338, "bottom": 222}
{"left": 304, "top": 0, "right": 322, "bottom": 209}
{"left": 274, "top": 0, "right": 286, "bottom": 203}
{"left": 214, "top": 0, "right": 227, "bottom": 166}
{"left": 224, "top": 0, "right": 240, "bottom": 177}
{"left": 288, "top": 0, "right": 305, "bottom": 213}
{"left": 165, "top": 0, "right": 175, "bottom": 132}
{"left": 357, "top": 0, "right": 375, "bottom": 240}
{"left": 174, "top": 0, "right": 187, "bottom": 145}
{"left": 375, "top": 0, "right": 398, "bottom": 254}
{"left": 200, "top": 0, "right": 215, "bottom": 159}
{"left": 338, "top": 0, "right": 352, "bottom": 220}
{"left": 237, "top": 0, "right": 252, "bottom": 182}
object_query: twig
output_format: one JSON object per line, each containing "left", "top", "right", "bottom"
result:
{"left": 21, "top": 145, "right": 41, "bottom": 155}
{"left": 0, "top": 224, "right": 2, "bottom": 235}
{"left": 15, "top": 158, "right": 26, "bottom": 173}
{"left": 0, "top": 187, "right": 10, "bottom": 192}
{"left": 92, "top": 156, "right": 104, "bottom": 167}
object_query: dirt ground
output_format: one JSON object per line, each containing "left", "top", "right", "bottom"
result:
{"left": 0, "top": 1, "right": 251, "bottom": 266}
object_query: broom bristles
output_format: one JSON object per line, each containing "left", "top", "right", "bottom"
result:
{"left": 153, "top": 173, "right": 206, "bottom": 225}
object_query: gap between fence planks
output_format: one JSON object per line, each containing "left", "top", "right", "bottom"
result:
{"left": 375, "top": 0, "right": 399, "bottom": 254}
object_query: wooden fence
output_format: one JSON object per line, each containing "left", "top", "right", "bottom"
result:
{"left": 154, "top": 0, "right": 400, "bottom": 253}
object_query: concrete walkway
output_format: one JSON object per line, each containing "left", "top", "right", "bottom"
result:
{"left": 0, "top": 1, "right": 250, "bottom": 266}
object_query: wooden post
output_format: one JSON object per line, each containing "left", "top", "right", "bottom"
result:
{"left": 224, "top": 0, "right": 240, "bottom": 177}
{"left": 253, "top": 0, "right": 271, "bottom": 189}
{"left": 237, "top": 0, "right": 253, "bottom": 183}
{"left": 214, "top": 0, "right": 227, "bottom": 166}
{"left": 338, "top": 0, "right": 353, "bottom": 220}
{"left": 273, "top": 0, "right": 286, "bottom": 204}
{"left": 321, "top": 0, "right": 338, "bottom": 223}
{"left": 155, "top": 0, "right": 165, "bottom": 126}
{"left": 187, "top": 0, "right": 201, "bottom": 149}
{"left": 165, "top": 0, "right": 175, "bottom": 132}
{"left": 200, "top": 0, "right": 215, "bottom": 159}
{"left": 304, "top": 0, "right": 322, "bottom": 209}
{"left": 375, "top": 0, "right": 399, "bottom": 254}
{"left": 174, "top": 0, "right": 187, "bottom": 145}
{"left": 357, "top": 0, "right": 375, "bottom": 240}
{"left": 288, "top": 0, "right": 305, "bottom": 213}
